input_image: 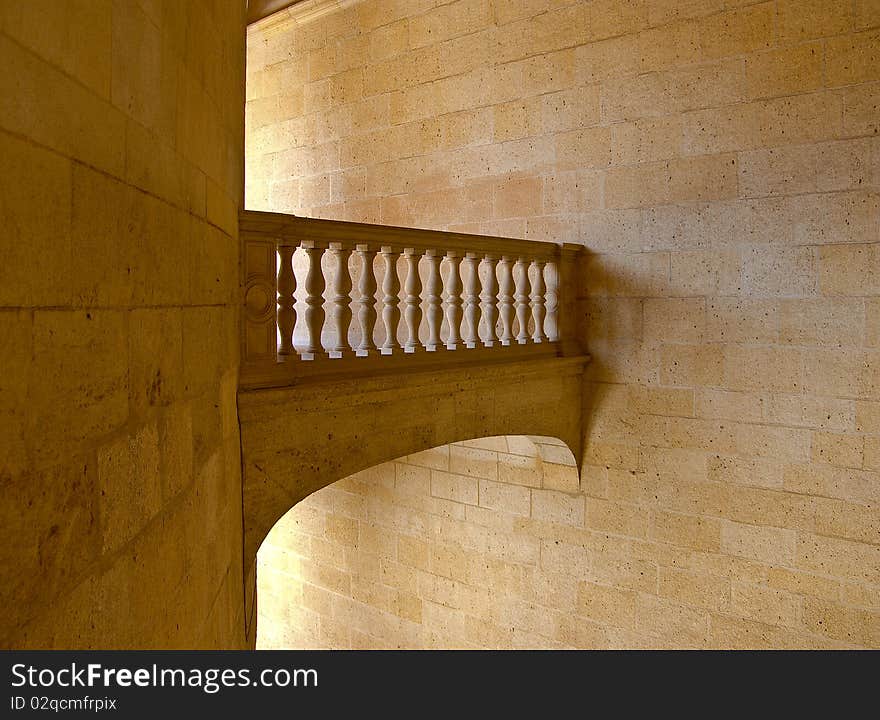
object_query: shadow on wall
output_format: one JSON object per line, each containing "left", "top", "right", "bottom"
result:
{"left": 255, "top": 435, "right": 578, "bottom": 649}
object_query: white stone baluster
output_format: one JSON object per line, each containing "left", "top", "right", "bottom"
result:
{"left": 443, "top": 252, "right": 463, "bottom": 350}
{"left": 424, "top": 250, "right": 442, "bottom": 352}
{"left": 355, "top": 244, "right": 378, "bottom": 356}
{"left": 380, "top": 246, "right": 401, "bottom": 354}
{"left": 530, "top": 259, "right": 547, "bottom": 344}
{"left": 403, "top": 248, "right": 423, "bottom": 353}
{"left": 462, "top": 253, "right": 480, "bottom": 349}
{"left": 479, "top": 255, "right": 499, "bottom": 348}
{"left": 276, "top": 244, "right": 296, "bottom": 355}
{"left": 544, "top": 260, "right": 559, "bottom": 342}
{"left": 301, "top": 242, "right": 326, "bottom": 360}
{"left": 497, "top": 256, "right": 514, "bottom": 346}
{"left": 327, "top": 243, "right": 353, "bottom": 358}
{"left": 513, "top": 258, "right": 530, "bottom": 344}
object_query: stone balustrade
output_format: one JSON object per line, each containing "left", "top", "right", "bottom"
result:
{"left": 241, "top": 210, "right": 582, "bottom": 387}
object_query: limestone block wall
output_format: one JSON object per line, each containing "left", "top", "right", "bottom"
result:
{"left": 0, "top": 2, "right": 247, "bottom": 648}
{"left": 248, "top": 0, "right": 880, "bottom": 649}
{"left": 258, "top": 437, "right": 588, "bottom": 649}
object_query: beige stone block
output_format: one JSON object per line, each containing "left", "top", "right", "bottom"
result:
{"left": 646, "top": 0, "right": 724, "bottom": 25}
{"left": 605, "top": 154, "right": 738, "bottom": 209}
{"left": 856, "top": 401, "right": 880, "bottom": 433}
{"left": 542, "top": 463, "right": 581, "bottom": 493}
{"left": 721, "top": 521, "right": 796, "bottom": 565}
{"left": 697, "top": 390, "right": 764, "bottom": 424}
{"left": 585, "top": 499, "right": 650, "bottom": 539}
{"left": 430, "top": 470, "right": 479, "bottom": 505}
{"left": 30, "top": 311, "right": 128, "bottom": 458}
{"left": 644, "top": 298, "right": 706, "bottom": 343}
{"left": 129, "top": 308, "right": 183, "bottom": 416}
{"left": 603, "top": 60, "right": 745, "bottom": 123}
{"left": 369, "top": 19, "right": 409, "bottom": 61}
{"left": 811, "top": 432, "right": 865, "bottom": 469}
{"left": 658, "top": 567, "right": 730, "bottom": 612}
{"left": 743, "top": 245, "right": 817, "bottom": 297}
{"left": 638, "top": 20, "right": 700, "bottom": 72}
{"left": 843, "top": 82, "right": 880, "bottom": 136}
{"left": 0, "top": 133, "right": 72, "bottom": 307}
{"left": 803, "top": 598, "right": 880, "bottom": 648}
{"left": 0, "top": 34, "right": 125, "bottom": 177}
{"left": 827, "top": 29, "right": 880, "bottom": 87}
{"left": 864, "top": 436, "right": 880, "bottom": 471}
{"left": 575, "top": 34, "right": 641, "bottom": 84}
{"left": 803, "top": 349, "right": 880, "bottom": 398}
{"left": 738, "top": 144, "right": 819, "bottom": 198}
{"left": 0, "top": 457, "right": 101, "bottom": 630}
{"left": 449, "top": 445, "right": 498, "bottom": 481}
{"left": 730, "top": 581, "right": 802, "bottom": 628}
{"left": 819, "top": 244, "right": 880, "bottom": 296}
{"left": 660, "top": 343, "right": 724, "bottom": 387}
{"left": 707, "top": 612, "right": 831, "bottom": 649}
{"left": 796, "top": 533, "right": 880, "bottom": 585}
{"left": 478, "top": 479, "right": 531, "bottom": 517}
{"left": 586, "top": 0, "right": 647, "bottom": 41}
{"left": 498, "top": 452, "right": 543, "bottom": 487}
{"left": 780, "top": 298, "right": 865, "bottom": 347}
{"left": 493, "top": 177, "right": 543, "bottom": 219}
{"left": 706, "top": 299, "right": 778, "bottom": 344}
{"left": 854, "top": 0, "right": 880, "bottom": 30}
{"left": 98, "top": 422, "right": 161, "bottom": 554}
{"left": 682, "top": 92, "right": 843, "bottom": 155}
{"left": 531, "top": 489, "right": 585, "bottom": 526}
{"left": 776, "top": 0, "right": 851, "bottom": 41}
{"left": 554, "top": 127, "right": 612, "bottom": 170}
{"left": 629, "top": 385, "right": 694, "bottom": 417}
{"left": 610, "top": 116, "right": 683, "bottom": 167}
{"left": 397, "top": 535, "right": 429, "bottom": 571}
{"left": 492, "top": 97, "right": 542, "bottom": 142}
{"left": 635, "top": 594, "right": 709, "bottom": 648}
{"left": 651, "top": 510, "right": 722, "bottom": 552}
{"left": 699, "top": 2, "right": 775, "bottom": 58}
{"left": 747, "top": 42, "right": 824, "bottom": 100}
{"left": 577, "top": 582, "right": 637, "bottom": 629}
{"left": 542, "top": 85, "right": 601, "bottom": 134}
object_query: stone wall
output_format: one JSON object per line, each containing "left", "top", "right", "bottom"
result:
{"left": 0, "top": 1, "right": 247, "bottom": 648}
{"left": 247, "top": 0, "right": 880, "bottom": 648}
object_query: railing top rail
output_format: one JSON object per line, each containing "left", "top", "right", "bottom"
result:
{"left": 240, "top": 209, "right": 563, "bottom": 258}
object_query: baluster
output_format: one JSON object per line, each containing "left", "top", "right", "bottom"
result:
{"left": 424, "top": 250, "right": 443, "bottom": 352}
{"left": 462, "top": 253, "right": 480, "bottom": 349}
{"left": 402, "top": 248, "right": 423, "bottom": 353}
{"left": 443, "top": 252, "right": 463, "bottom": 350}
{"left": 301, "top": 242, "right": 326, "bottom": 359}
{"left": 544, "top": 260, "right": 559, "bottom": 342}
{"left": 355, "top": 244, "right": 378, "bottom": 356}
{"left": 513, "top": 258, "right": 530, "bottom": 344}
{"left": 327, "top": 243, "right": 353, "bottom": 358}
{"left": 497, "top": 256, "right": 514, "bottom": 346}
{"left": 380, "top": 246, "right": 401, "bottom": 354}
{"left": 276, "top": 244, "right": 296, "bottom": 355}
{"left": 479, "top": 255, "right": 499, "bottom": 348}
{"left": 530, "top": 259, "right": 547, "bottom": 344}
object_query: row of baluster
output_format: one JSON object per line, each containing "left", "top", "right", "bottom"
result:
{"left": 276, "top": 243, "right": 559, "bottom": 359}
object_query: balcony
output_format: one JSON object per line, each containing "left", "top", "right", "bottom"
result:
{"left": 237, "top": 209, "right": 590, "bottom": 628}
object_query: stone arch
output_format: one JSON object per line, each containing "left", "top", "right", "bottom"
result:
{"left": 238, "top": 356, "right": 589, "bottom": 638}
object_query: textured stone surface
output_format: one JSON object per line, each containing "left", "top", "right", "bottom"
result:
{"left": 0, "top": 1, "right": 246, "bottom": 648}
{"left": 248, "top": 0, "right": 880, "bottom": 649}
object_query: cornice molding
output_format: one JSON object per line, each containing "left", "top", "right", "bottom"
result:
{"left": 247, "top": 0, "right": 361, "bottom": 34}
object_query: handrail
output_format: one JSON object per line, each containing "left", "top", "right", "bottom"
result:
{"left": 240, "top": 210, "right": 582, "bottom": 388}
